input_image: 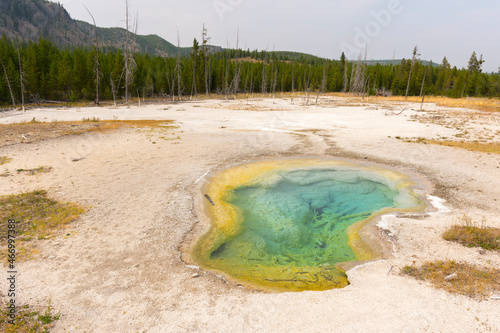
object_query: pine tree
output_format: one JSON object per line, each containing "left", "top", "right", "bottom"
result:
{"left": 468, "top": 52, "right": 484, "bottom": 73}
{"left": 464, "top": 52, "right": 485, "bottom": 97}
{"left": 190, "top": 38, "right": 199, "bottom": 99}
{"left": 340, "top": 52, "right": 348, "bottom": 93}
{"left": 405, "top": 46, "right": 419, "bottom": 99}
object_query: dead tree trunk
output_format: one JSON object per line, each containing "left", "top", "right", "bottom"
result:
{"left": 110, "top": 74, "right": 117, "bottom": 106}
{"left": 405, "top": 46, "right": 419, "bottom": 100}
{"left": 233, "top": 28, "right": 240, "bottom": 99}
{"left": 362, "top": 75, "right": 370, "bottom": 102}
{"left": 191, "top": 42, "right": 197, "bottom": 100}
{"left": 224, "top": 50, "right": 229, "bottom": 100}
{"left": 84, "top": 5, "right": 100, "bottom": 105}
{"left": 176, "top": 29, "right": 182, "bottom": 101}
{"left": 342, "top": 60, "right": 348, "bottom": 93}
{"left": 16, "top": 41, "right": 25, "bottom": 112}
{"left": 170, "top": 63, "right": 175, "bottom": 101}
{"left": 352, "top": 55, "right": 364, "bottom": 95}
{"left": 261, "top": 56, "right": 267, "bottom": 96}
{"left": 420, "top": 64, "right": 429, "bottom": 110}
{"left": 349, "top": 62, "right": 355, "bottom": 93}
{"left": 124, "top": 0, "right": 130, "bottom": 103}
{"left": 124, "top": 6, "right": 138, "bottom": 104}
{"left": 0, "top": 58, "right": 16, "bottom": 108}
{"left": 461, "top": 72, "right": 469, "bottom": 99}
{"left": 250, "top": 65, "right": 254, "bottom": 98}
{"left": 419, "top": 65, "right": 429, "bottom": 97}
{"left": 110, "top": 69, "right": 124, "bottom": 107}
{"left": 272, "top": 64, "right": 278, "bottom": 98}
{"left": 315, "top": 65, "right": 327, "bottom": 105}
{"left": 305, "top": 65, "right": 312, "bottom": 106}
{"left": 280, "top": 71, "right": 284, "bottom": 97}
{"left": 208, "top": 56, "right": 212, "bottom": 97}
{"left": 164, "top": 57, "right": 172, "bottom": 101}
{"left": 243, "top": 67, "right": 249, "bottom": 96}
{"left": 202, "top": 24, "right": 210, "bottom": 98}
{"left": 303, "top": 65, "right": 307, "bottom": 96}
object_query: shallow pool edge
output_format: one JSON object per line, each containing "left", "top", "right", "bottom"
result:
{"left": 184, "top": 156, "right": 434, "bottom": 292}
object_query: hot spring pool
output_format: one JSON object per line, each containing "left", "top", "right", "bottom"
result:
{"left": 190, "top": 158, "right": 427, "bottom": 292}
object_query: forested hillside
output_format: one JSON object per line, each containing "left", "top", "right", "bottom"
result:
{"left": 0, "top": 0, "right": 198, "bottom": 57}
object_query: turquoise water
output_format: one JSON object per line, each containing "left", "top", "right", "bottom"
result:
{"left": 211, "top": 168, "right": 400, "bottom": 269}
{"left": 191, "top": 160, "right": 425, "bottom": 291}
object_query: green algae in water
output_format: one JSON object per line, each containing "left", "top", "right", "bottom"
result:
{"left": 191, "top": 159, "right": 425, "bottom": 292}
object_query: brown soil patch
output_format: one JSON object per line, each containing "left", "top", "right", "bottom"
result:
{"left": 0, "top": 120, "right": 173, "bottom": 147}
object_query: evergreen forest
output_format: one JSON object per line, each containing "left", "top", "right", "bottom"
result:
{"left": 0, "top": 36, "right": 499, "bottom": 106}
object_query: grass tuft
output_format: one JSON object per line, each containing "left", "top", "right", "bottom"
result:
{"left": 82, "top": 117, "right": 100, "bottom": 122}
{"left": 0, "top": 190, "right": 85, "bottom": 259}
{"left": 16, "top": 166, "right": 53, "bottom": 176}
{"left": 443, "top": 215, "right": 500, "bottom": 251}
{"left": 0, "top": 302, "right": 60, "bottom": 332}
{"left": 401, "top": 260, "right": 500, "bottom": 299}
{"left": 0, "top": 156, "right": 12, "bottom": 165}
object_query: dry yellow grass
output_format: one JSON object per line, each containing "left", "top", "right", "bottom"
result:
{"left": 0, "top": 156, "right": 12, "bottom": 165}
{"left": 380, "top": 96, "right": 500, "bottom": 113}
{"left": 295, "top": 93, "right": 500, "bottom": 113}
{"left": 425, "top": 140, "right": 500, "bottom": 154}
{"left": 443, "top": 215, "right": 500, "bottom": 251}
{"left": 0, "top": 190, "right": 86, "bottom": 260}
{"left": 273, "top": 93, "right": 500, "bottom": 113}
{"left": 0, "top": 119, "right": 174, "bottom": 146}
{"left": 401, "top": 260, "right": 500, "bottom": 299}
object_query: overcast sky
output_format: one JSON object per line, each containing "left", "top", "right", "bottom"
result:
{"left": 59, "top": 0, "right": 499, "bottom": 72}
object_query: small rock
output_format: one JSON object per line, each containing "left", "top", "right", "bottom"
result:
{"left": 192, "top": 273, "right": 200, "bottom": 278}
{"left": 478, "top": 249, "right": 486, "bottom": 255}
{"left": 49, "top": 255, "right": 56, "bottom": 259}
{"left": 445, "top": 273, "right": 458, "bottom": 281}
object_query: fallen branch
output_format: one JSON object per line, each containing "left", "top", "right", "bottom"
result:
{"left": 385, "top": 106, "right": 408, "bottom": 116}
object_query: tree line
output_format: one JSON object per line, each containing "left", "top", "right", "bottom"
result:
{"left": 0, "top": 36, "right": 499, "bottom": 107}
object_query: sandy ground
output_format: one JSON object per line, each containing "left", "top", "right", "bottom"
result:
{"left": 0, "top": 96, "right": 499, "bottom": 332}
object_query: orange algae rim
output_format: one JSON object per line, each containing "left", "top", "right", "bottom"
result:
{"left": 189, "top": 157, "right": 430, "bottom": 292}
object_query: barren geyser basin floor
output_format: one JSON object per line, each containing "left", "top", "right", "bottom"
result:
{"left": 0, "top": 96, "right": 499, "bottom": 332}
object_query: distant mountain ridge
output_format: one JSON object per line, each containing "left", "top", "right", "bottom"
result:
{"left": 0, "top": 0, "right": 220, "bottom": 56}
{"left": 0, "top": 0, "right": 438, "bottom": 66}
{"left": 363, "top": 59, "right": 437, "bottom": 67}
